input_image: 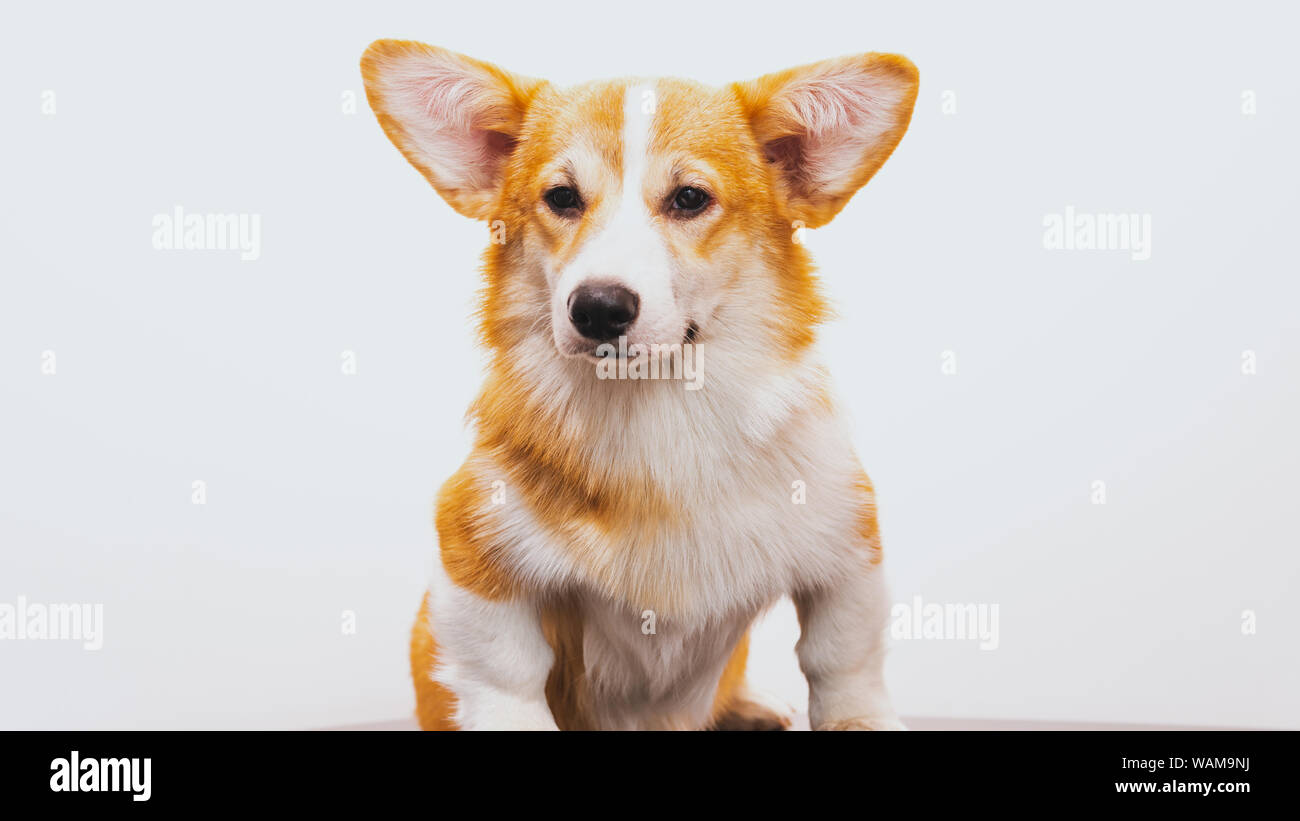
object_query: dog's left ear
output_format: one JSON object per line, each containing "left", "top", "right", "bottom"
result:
{"left": 734, "top": 53, "right": 919, "bottom": 228}
{"left": 361, "top": 40, "right": 546, "bottom": 220}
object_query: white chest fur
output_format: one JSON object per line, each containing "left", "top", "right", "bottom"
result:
{"left": 577, "top": 595, "right": 754, "bottom": 729}
{"left": 488, "top": 351, "right": 872, "bottom": 620}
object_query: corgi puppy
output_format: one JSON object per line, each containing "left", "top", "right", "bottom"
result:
{"left": 361, "top": 40, "right": 918, "bottom": 730}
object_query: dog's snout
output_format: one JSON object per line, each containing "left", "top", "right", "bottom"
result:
{"left": 568, "top": 284, "right": 639, "bottom": 341}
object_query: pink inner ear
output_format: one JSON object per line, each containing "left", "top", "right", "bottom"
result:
{"left": 386, "top": 60, "right": 514, "bottom": 192}
{"left": 408, "top": 71, "right": 482, "bottom": 131}
{"left": 772, "top": 69, "right": 906, "bottom": 197}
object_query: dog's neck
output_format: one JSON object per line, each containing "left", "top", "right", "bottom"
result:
{"left": 470, "top": 329, "right": 832, "bottom": 501}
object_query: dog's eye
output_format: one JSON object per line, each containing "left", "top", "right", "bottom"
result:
{"left": 545, "top": 186, "right": 583, "bottom": 214}
{"left": 671, "top": 186, "right": 710, "bottom": 214}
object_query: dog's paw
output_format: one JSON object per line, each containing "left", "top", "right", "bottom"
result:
{"left": 709, "top": 688, "right": 795, "bottom": 731}
{"left": 814, "top": 715, "right": 908, "bottom": 731}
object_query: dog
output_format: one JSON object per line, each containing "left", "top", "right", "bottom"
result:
{"left": 361, "top": 39, "right": 918, "bottom": 730}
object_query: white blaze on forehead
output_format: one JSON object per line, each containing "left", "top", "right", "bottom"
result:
{"left": 602, "top": 83, "right": 676, "bottom": 325}
{"left": 551, "top": 81, "right": 683, "bottom": 353}
{"left": 621, "top": 83, "right": 654, "bottom": 205}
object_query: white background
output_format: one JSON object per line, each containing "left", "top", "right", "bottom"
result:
{"left": 1, "top": 0, "right": 1296, "bottom": 729}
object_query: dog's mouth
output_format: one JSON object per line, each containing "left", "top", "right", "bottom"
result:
{"left": 567, "top": 321, "right": 701, "bottom": 361}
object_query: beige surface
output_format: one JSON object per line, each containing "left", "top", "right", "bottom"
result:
{"left": 328, "top": 715, "right": 1248, "bottom": 731}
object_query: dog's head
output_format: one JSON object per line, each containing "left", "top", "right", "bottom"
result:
{"left": 362, "top": 41, "right": 917, "bottom": 363}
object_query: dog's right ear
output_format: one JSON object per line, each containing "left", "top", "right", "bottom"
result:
{"left": 361, "top": 40, "right": 546, "bottom": 220}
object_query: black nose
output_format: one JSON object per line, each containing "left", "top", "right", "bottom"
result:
{"left": 568, "top": 284, "right": 639, "bottom": 341}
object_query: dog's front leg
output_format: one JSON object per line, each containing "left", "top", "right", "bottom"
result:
{"left": 427, "top": 568, "right": 558, "bottom": 731}
{"left": 794, "top": 561, "right": 905, "bottom": 731}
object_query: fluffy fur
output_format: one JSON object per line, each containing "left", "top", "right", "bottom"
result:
{"left": 362, "top": 39, "right": 919, "bottom": 730}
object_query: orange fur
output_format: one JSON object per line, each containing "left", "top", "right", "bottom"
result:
{"left": 410, "top": 593, "right": 460, "bottom": 730}
{"left": 857, "top": 471, "right": 884, "bottom": 565}
{"left": 538, "top": 599, "right": 592, "bottom": 730}
{"left": 435, "top": 464, "right": 520, "bottom": 600}
{"left": 708, "top": 633, "right": 753, "bottom": 722}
